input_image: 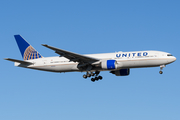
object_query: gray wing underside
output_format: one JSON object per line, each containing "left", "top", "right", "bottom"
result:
{"left": 42, "top": 44, "right": 99, "bottom": 63}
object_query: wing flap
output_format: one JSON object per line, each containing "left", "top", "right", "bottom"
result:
{"left": 4, "top": 58, "right": 33, "bottom": 65}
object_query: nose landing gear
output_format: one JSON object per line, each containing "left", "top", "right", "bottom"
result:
{"left": 159, "top": 65, "right": 165, "bottom": 74}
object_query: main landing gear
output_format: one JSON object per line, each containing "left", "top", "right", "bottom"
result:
{"left": 83, "top": 71, "right": 103, "bottom": 82}
{"left": 91, "top": 76, "right": 103, "bottom": 82}
{"left": 159, "top": 65, "right": 165, "bottom": 74}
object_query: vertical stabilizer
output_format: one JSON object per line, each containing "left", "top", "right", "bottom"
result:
{"left": 14, "top": 35, "right": 43, "bottom": 60}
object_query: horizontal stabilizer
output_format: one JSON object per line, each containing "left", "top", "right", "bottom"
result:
{"left": 4, "top": 58, "right": 33, "bottom": 65}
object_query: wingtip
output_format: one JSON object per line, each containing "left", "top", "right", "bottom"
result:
{"left": 41, "top": 44, "right": 46, "bottom": 46}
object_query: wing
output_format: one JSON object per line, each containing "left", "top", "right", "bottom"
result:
{"left": 42, "top": 44, "right": 99, "bottom": 63}
{"left": 4, "top": 58, "right": 33, "bottom": 65}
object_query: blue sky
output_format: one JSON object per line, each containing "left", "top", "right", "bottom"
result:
{"left": 1, "top": 0, "right": 180, "bottom": 120}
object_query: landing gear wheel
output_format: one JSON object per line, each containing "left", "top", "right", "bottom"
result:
{"left": 87, "top": 74, "right": 91, "bottom": 77}
{"left": 95, "top": 77, "right": 98, "bottom": 81}
{"left": 98, "top": 76, "right": 103, "bottom": 80}
{"left": 91, "top": 78, "right": 95, "bottom": 82}
{"left": 159, "top": 71, "right": 163, "bottom": 74}
{"left": 83, "top": 74, "right": 87, "bottom": 79}
{"left": 91, "top": 72, "right": 95, "bottom": 76}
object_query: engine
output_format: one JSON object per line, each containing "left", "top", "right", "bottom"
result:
{"left": 101, "top": 60, "right": 117, "bottom": 70}
{"left": 110, "top": 69, "right": 130, "bottom": 76}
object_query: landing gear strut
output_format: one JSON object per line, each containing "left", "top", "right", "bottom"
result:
{"left": 159, "top": 65, "right": 165, "bottom": 74}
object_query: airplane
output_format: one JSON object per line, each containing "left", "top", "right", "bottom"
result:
{"left": 5, "top": 35, "right": 176, "bottom": 82}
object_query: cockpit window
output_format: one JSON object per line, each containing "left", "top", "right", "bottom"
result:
{"left": 167, "top": 54, "right": 173, "bottom": 56}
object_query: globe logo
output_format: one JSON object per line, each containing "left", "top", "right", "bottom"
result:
{"left": 23, "top": 46, "right": 43, "bottom": 60}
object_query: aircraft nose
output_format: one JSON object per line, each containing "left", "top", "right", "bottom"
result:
{"left": 167, "top": 56, "right": 176, "bottom": 64}
{"left": 173, "top": 56, "right": 177, "bottom": 62}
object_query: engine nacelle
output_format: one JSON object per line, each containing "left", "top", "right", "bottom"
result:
{"left": 101, "top": 60, "right": 117, "bottom": 70}
{"left": 110, "top": 69, "right": 130, "bottom": 76}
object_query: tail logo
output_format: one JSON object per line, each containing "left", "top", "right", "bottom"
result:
{"left": 23, "top": 46, "right": 43, "bottom": 60}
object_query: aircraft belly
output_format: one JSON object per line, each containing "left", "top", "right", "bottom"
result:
{"left": 30, "top": 64, "right": 78, "bottom": 72}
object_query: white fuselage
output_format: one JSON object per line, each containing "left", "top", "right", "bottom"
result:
{"left": 15, "top": 50, "right": 176, "bottom": 73}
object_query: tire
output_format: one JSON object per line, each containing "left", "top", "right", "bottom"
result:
{"left": 159, "top": 71, "right": 163, "bottom": 74}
